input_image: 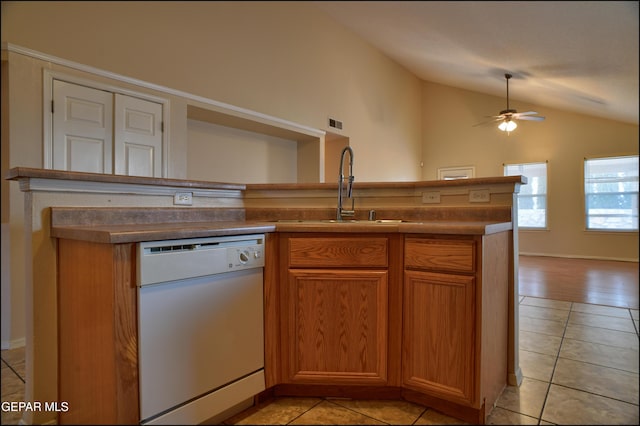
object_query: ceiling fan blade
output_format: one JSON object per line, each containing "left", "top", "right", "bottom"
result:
{"left": 472, "top": 117, "right": 505, "bottom": 127}
{"left": 512, "top": 111, "right": 539, "bottom": 117}
{"left": 515, "top": 115, "right": 545, "bottom": 121}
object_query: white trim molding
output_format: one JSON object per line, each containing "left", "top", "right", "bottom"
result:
{"left": 17, "top": 177, "right": 243, "bottom": 200}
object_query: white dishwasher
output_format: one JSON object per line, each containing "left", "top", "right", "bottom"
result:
{"left": 137, "top": 234, "right": 265, "bottom": 425}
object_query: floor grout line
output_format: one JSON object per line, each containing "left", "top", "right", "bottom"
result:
{"left": 0, "top": 359, "right": 25, "bottom": 384}
{"left": 534, "top": 301, "right": 572, "bottom": 424}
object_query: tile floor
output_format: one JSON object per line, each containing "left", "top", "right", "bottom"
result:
{"left": 2, "top": 296, "right": 639, "bottom": 425}
{"left": 1, "top": 345, "right": 25, "bottom": 425}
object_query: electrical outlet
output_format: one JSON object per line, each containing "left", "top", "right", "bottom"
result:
{"left": 174, "top": 192, "right": 193, "bottom": 205}
{"left": 469, "top": 189, "right": 490, "bottom": 203}
{"left": 422, "top": 191, "right": 441, "bottom": 204}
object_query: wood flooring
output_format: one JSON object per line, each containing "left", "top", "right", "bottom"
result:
{"left": 519, "top": 255, "right": 639, "bottom": 309}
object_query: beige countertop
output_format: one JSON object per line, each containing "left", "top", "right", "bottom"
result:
{"left": 51, "top": 219, "right": 512, "bottom": 244}
{"left": 50, "top": 221, "right": 277, "bottom": 244}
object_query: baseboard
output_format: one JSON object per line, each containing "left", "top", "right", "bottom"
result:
{"left": 519, "top": 252, "right": 638, "bottom": 263}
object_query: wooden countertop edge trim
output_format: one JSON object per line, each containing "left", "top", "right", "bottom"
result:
{"left": 247, "top": 176, "right": 526, "bottom": 190}
{"left": 6, "top": 167, "right": 246, "bottom": 191}
{"left": 7, "top": 167, "right": 526, "bottom": 191}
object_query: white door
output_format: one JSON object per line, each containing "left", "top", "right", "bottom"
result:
{"left": 53, "top": 80, "right": 113, "bottom": 173}
{"left": 52, "top": 80, "right": 163, "bottom": 177}
{"left": 114, "top": 94, "right": 163, "bottom": 177}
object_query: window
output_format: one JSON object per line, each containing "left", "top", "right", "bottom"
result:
{"left": 584, "top": 155, "right": 638, "bottom": 231}
{"left": 504, "top": 162, "right": 548, "bottom": 229}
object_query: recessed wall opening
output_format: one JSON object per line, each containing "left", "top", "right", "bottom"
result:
{"left": 324, "top": 131, "right": 350, "bottom": 183}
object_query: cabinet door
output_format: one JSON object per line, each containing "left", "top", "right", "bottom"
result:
{"left": 285, "top": 269, "right": 388, "bottom": 385}
{"left": 403, "top": 270, "right": 477, "bottom": 406}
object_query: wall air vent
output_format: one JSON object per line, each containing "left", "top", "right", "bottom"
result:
{"left": 328, "top": 117, "right": 343, "bottom": 130}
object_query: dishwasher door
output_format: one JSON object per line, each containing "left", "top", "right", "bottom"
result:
{"left": 138, "top": 267, "right": 264, "bottom": 424}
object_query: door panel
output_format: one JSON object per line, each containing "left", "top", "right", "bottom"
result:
{"left": 114, "top": 94, "right": 162, "bottom": 177}
{"left": 286, "top": 269, "right": 389, "bottom": 385}
{"left": 53, "top": 80, "right": 113, "bottom": 173}
{"left": 66, "top": 136, "right": 108, "bottom": 173}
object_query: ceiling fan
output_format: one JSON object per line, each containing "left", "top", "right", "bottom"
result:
{"left": 474, "top": 73, "right": 545, "bottom": 132}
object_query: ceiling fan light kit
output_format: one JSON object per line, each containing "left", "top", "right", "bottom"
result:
{"left": 474, "top": 73, "right": 545, "bottom": 133}
{"left": 498, "top": 120, "right": 517, "bottom": 132}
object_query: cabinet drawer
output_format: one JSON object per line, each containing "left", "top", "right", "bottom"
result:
{"left": 405, "top": 238, "right": 475, "bottom": 273}
{"left": 289, "top": 237, "right": 388, "bottom": 268}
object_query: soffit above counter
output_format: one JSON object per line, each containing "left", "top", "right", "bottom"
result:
{"left": 186, "top": 105, "right": 323, "bottom": 143}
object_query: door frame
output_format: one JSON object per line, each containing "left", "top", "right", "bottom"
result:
{"left": 43, "top": 69, "right": 170, "bottom": 177}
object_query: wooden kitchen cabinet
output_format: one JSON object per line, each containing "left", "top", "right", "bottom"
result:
{"left": 56, "top": 239, "right": 139, "bottom": 425}
{"left": 263, "top": 229, "right": 510, "bottom": 424}
{"left": 403, "top": 272, "right": 476, "bottom": 403}
{"left": 401, "top": 234, "right": 509, "bottom": 424}
{"left": 273, "top": 233, "right": 403, "bottom": 388}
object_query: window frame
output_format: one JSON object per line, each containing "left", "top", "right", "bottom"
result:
{"left": 583, "top": 155, "right": 639, "bottom": 232}
{"left": 504, "top": 161, "right": 549, "bottom": 230}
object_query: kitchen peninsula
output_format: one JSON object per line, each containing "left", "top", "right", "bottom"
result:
{"left": 7, "top": 167, "right": 526, "bottom": 425}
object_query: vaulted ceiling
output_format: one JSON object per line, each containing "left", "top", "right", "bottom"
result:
{"left": 314, "top": 1, "right": 639, "bottom": 125}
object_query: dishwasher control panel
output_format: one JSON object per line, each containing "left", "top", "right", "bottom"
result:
{"left": 227, "top": 245, "right": 263, "bottom": 269}
{"left": 138, "top": 234, "right": 265, "bottom": 286}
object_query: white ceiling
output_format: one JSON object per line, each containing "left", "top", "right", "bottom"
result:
{"left": 314, "top": 1, "right": 639, "bottom": 125}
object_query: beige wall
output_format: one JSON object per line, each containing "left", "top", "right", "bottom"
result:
{"left": 422, "top": 81, "right": 639, "bottom": 260}
{"left": 186, "top": 120, "right": 299, "bottom": 183}
{"left": 1, "top": 0, "right": 423, "bottom": 181}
